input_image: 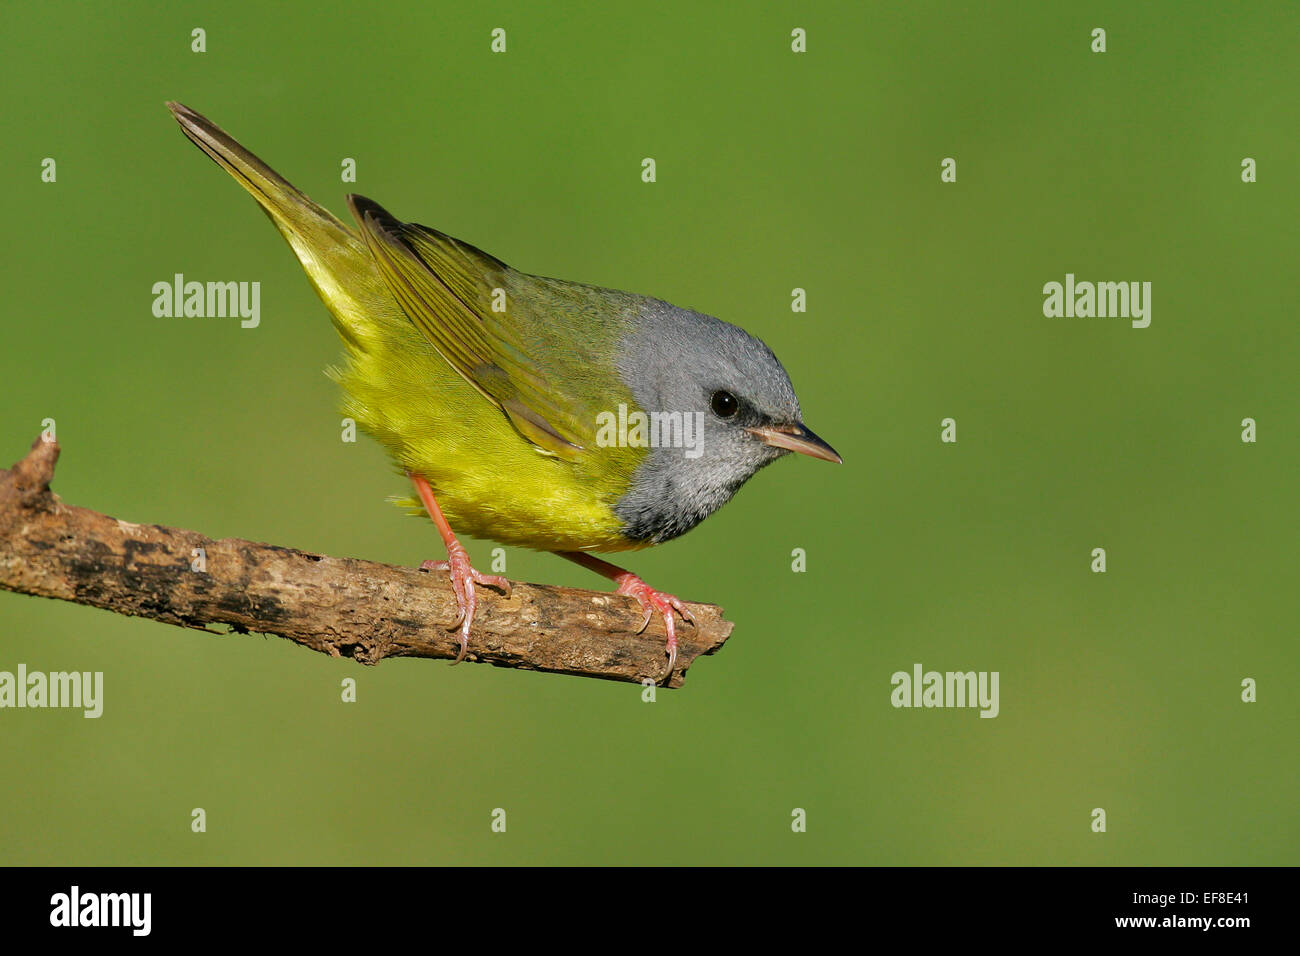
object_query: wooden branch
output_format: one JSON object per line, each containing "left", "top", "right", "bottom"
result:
{"left": 0, "top": 436, "right": 732, "bottom": 688}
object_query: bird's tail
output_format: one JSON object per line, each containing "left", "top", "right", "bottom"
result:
{"left": 166, "top": 102, "right": 381, "bottom": 351}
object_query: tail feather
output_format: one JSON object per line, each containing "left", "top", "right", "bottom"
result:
{"left": 167, "top": 102, "right": 380, "bottom": 350}
{"left": 167, "top": 102, "right": 349, "bottom": 241}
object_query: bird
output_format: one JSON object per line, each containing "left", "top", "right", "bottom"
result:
{"left": 166, "top": 102, "right": 840, "bottom": 682}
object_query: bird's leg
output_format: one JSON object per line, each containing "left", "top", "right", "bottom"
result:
{"left": 410, "top": 473, "right": 511, "bottom": 663}
{"left": 558, "top": 552, "right": 695, "bottom": 683}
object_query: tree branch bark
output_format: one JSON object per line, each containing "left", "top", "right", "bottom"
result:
{"left": 0, "top": 436, "right": 732, "bottom": 688}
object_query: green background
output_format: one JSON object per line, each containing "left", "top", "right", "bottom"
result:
{"left": 2, "top": 0, "right": 1296, "bottom": 865}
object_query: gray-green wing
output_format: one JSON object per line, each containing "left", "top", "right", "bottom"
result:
{"left": 348, "top": 194, "right": 611, "bottom": 460}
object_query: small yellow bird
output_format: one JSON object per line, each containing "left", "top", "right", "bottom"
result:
{"left": 168, "top": 103, "right": 840, "bottom": 680}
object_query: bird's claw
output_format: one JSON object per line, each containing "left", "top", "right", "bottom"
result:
{"left": 616, "top": 575, "right": 694, "bottom": 684}
{"left": 420, "top": 549, "right": 511, "bottom": 664}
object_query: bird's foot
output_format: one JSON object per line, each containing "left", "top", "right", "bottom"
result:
{"left": 613, "top": 573, "right": 696, "bottom": 684}
{"left": 419, "top": 544, "right": 511, "bottom": 663}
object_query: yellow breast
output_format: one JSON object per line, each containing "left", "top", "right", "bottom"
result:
{"left": 333, "top": 320, "right": 647, "bottom": 553}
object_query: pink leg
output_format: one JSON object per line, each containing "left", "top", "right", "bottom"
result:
{"left": 559, "top": 551, "right": 695, "bottom": 682}
{"left": 411, "top": 474, "right": 511, "bottom": 663}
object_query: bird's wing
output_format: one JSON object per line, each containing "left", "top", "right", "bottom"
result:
{"left": 348, "top": 195, "right": 596, "bottom": 459}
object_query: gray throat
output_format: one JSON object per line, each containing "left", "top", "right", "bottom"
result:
{"left": 610, "top": 299, "right": 790, "bottom": 544}
{"left": 614, "top": 445, "right": 764, "bottom": 544}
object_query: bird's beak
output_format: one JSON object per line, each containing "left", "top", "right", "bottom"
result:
{"left": 747, "top": 422, "right": 842, "bottom": 463}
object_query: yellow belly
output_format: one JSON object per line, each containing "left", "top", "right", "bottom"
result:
{"left": 332, "top": 316, "right": 646, "bottom": 553}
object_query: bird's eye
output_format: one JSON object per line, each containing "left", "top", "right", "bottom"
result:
{"left": 710, "top": 390, "right": 739, "bottom": 419}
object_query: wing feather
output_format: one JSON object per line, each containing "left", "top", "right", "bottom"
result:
{"left": 348, "top": 194, "right": 593, "bottom": 458}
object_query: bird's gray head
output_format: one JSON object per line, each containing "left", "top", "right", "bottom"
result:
{"left": 612, "top": 298, "right": 840, "bottom": 544}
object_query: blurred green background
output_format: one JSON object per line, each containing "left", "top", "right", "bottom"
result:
{"left": 2, "top": 0, "right": 1296, "bottom": 865}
